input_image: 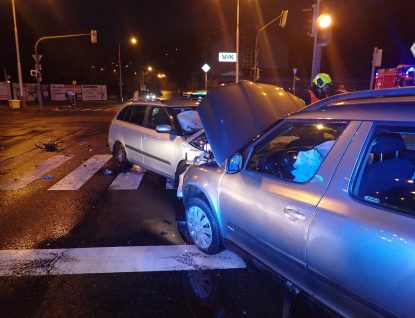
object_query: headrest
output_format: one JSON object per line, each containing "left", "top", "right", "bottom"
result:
{"left": 371, "top": 133, "right": 406, "bottom": 153}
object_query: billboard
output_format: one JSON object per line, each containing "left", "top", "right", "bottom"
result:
{"left": 10, "top": 83, "right": 107, "bottom": 101}
{"left": 0, "top": 82, "right": 10, "bottom": 100}
{"left": 219, "top": 52, "right": 237, "bottom": 62}
{"left": 82, "top": 85, "right": 107, "bottom": 101}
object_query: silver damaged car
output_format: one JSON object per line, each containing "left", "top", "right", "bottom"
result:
{"left": 180, "top": 81, "right": 415, "bottom": 318}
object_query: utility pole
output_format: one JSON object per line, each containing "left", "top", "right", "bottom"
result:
{"left": 11, "top": 0, "right": 26, "bottom": 108}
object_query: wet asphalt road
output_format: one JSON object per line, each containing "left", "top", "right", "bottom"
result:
{"left": 0, "top": 101, "right": 338, "bottom": 318}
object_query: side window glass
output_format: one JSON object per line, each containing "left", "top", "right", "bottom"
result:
{"left": 117, "top": 106, "right": 130, "bottom": 121}
{"left": 148, "top": 107, "right": 171, "bottom": 129}
{"left": 247, "top": 121, "right": 347, "bottom": 182}
{"left": 130, "top": 105, "right": 147, "bottom": 125}
{"left": 352, "top": 126, "right": 415, "bottom": 215}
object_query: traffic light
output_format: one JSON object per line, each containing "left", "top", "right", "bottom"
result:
{"left": 256, "top": 69, "right": 263, "bottom": 80}
{"left": 91, "top": 30, "right": 97, "bottom": 43}
{"left": 317, "top": 0, "right": 334, "bottom": 46}
{"left": 301, "top": 8, "right": 315, "bottom": 36}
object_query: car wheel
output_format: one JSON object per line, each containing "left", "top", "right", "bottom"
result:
{"left": 114, "top": 143, "right": 132, "bottom": 170}
{"left": 185, "top": 196, "right": 223, "bottom": 255}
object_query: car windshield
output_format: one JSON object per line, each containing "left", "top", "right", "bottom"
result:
{"left": 173, "top": 108, "right": 203, "bottom": 134}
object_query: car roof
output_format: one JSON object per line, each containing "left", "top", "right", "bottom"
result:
{"left": 125, "top": 98, "right": 200, "bottom": 108}
{"left": 292, "top": 87, "right": 415, "bottom": 122}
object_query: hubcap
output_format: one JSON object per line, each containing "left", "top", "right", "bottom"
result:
{"left": 186, "top": 206, "right": 212, "bottom": 249}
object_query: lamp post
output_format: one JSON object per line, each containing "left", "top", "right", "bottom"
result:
{"left": 235, "top": 0, "right": 239, "bottom": 83}
{"left": 11, "top": 0, "right": 26, "bottom": 108}
{"left": 119, "top": 37, "right": 137, "bottom": 102}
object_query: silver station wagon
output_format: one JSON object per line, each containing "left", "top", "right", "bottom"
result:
{"left": 108, "top": 98, "right": 204, "bottom": 186}
{"left": 179, "top": 81, "right": 415, "bottom": 318}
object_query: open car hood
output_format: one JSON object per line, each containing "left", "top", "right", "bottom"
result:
{"left": 197, "top": 81, "right": 305, "bottom": 166}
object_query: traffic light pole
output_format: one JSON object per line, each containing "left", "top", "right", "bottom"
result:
{"left": 254, "top": 10, "right": 288, "bottom": 82}
{"left": 34, "top": 31, "right": 97, "bottom": 108}
{"left": 311, "top": 25, "right": 322, "bottom": 84}
{"left": 310, "top": 3, "right": 321, "bottom": 85}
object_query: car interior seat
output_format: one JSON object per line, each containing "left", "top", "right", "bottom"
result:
{"left": 358, "top": 133, "right": 414, "bottom": 203}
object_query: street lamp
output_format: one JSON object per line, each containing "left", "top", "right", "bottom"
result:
{"left": 119, "top": 37, "right": 137, "bottom": 102}
{"left": 11, "top": 0, "right": 26, "bottom": 108}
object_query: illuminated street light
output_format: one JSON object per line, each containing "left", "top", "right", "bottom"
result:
{"left": 119, "top": 37, "right": 137, "bottom": 102}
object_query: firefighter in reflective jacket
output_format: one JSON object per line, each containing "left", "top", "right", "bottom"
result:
{"left": 300, "top": 73, "right": 332, "bottom": 106}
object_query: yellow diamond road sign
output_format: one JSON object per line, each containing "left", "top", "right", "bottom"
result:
{"left": 411, "top": 42, "right": 415, "bottom": 58}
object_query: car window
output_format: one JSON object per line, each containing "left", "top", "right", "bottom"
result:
{"left": 148, "top": 107, "right": 171, "bottom": 129}
{"left": 130, "top": 105, "right": 147, "bottom": 125}
{"left": 352, "top": 125, "right": 415, "bottom": 216}
{"left": 246, "top": 121, "right": 347, "bottom": 182}
{"left": 117, "top": 106, "right": 130, "bottom": 121}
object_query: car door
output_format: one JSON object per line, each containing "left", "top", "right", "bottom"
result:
{"left": 218, "top": 120, "right": 359, "bottom": 292}
{"left": 122, "top": 105, "right": 147, "bottom": 164}
{"left": 307, "top": 121, "right": 415, "bottom": 318}
{"left": 141, "top": 106, "right": 178, "bottom": 178}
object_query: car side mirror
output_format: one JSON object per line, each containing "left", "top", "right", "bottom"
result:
{"left": 156, "top": 124, "right": 172, "bottom": 133}
{"left": 224, "top": 153, "right": 242, "bottom": 174}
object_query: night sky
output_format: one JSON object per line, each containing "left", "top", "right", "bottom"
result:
{"left": 1, "top": 0, "right": 414, "bottom": 90}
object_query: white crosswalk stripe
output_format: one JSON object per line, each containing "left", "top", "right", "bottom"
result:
{"left": 48, "top": 154, "right": 112, "bottom": 190}
{"left": 0, "top": 155, "right": 72, "bottom": 190}
{"left": 109, "top": 171, "right": 145, "bottom": 190}
{"left": 0, "top": 245, "right": 246, "bottom": 276}
{"left": 0, "top": 155, "right": 176, "bottom": 191}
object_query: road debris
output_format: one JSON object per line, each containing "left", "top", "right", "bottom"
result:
{"left": 103, "top": 169, "right": 113, "bottom": 175}
{"left": 35, "top": 141, "right": 60, "bottom": 152}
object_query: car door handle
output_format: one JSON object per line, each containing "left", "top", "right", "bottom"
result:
{"left": 283, "top": 206, "right": 305, "bottom": 221}
{"left": 143, "top": 134, "right": 148, "bottom": 140}
{"left": 122, "top": 127, "right": 126, "bottom": 132}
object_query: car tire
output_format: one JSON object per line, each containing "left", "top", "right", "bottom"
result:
{"left": 185, "top": 196, "right": 223, "bottom": 255}
{"left": 114, "top": 143, "right": 132, "bottom": 171}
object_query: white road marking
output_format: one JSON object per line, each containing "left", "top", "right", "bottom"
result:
{"left": 0, "top": 245, "right": 246, "bottom": 276}
{"left": 0, "top": 155, "right": 73, "bottom": 190}
{"left": 48, "top": 154, "right": 112, "bottom": 190}
{"left": 108, "top": 171, "right": 144, "bottom": 190}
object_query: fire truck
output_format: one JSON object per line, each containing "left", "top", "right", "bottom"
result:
{"left": 374, "top": 64, "right": 415, "bottom": 89}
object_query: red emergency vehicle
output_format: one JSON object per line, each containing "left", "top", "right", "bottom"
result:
{"left": 374, "top": 64, "right": 415, "bottom": 89}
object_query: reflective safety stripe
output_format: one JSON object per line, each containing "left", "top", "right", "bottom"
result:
{"left": 308, "top": 90, "right": 320, "bottom": 104}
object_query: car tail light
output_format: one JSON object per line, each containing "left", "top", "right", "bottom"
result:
{"left": 109, "top": 121, "right": 112, "bottom": 129}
